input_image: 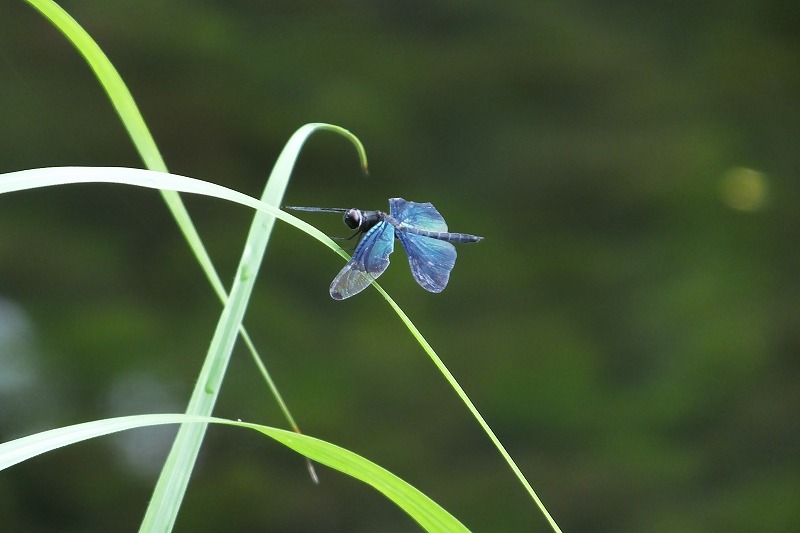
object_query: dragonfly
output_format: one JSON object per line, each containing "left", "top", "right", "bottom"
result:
{"left": 285, "top": 198, "right": 483, "bottom": 300}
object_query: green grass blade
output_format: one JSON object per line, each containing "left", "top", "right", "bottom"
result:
{"left": 0, "top": 166, "right": 340, "bottom": 254}
{"left": 0, "top": 414, "right": 469, "bottom": 532}
{"left": 141, "top": 124, "right": 365, "bottom": 532}
{"left": 375, "top": 287, "right": 562, "bottom": 532}
{"left": 21, "top": 0, "right": 214, "bottom": 278}
{"left": 21, "top": 0, "right": 307, "bottom": 443}
{"left": 23, "top": 0, "right": 162, "bottom": 170}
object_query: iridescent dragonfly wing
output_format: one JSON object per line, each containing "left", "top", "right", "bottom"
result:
{"left": 329, "top": 220, "right": 395, "bottom": 300}
{"left": 390, "top": 197, "right": 449, "bottom": 232}
{"left": 390, "top": 198, "right": 457, "bottom": 293}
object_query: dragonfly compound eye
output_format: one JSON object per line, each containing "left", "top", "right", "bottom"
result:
{"left": 343, "top": 209, "right": 362, "bottom": 229}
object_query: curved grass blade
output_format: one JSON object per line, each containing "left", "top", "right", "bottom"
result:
{"left": 0, "top": 414, "right": 468, "bottom": 532}
{"left": 0, "top": 127, "right": 366, "bottom": 531}
{"left": 21, "top": 0, "right": 313, "bottom": 459}
{"left": 0, "top": 166, "right": 342, "bottom": 255}
{"left": 373, "top": 286, "right": 562, "bottom": 532}
{"left": 22, "top": 0, "right": 222, "bottom": 298}
{"left": 143, "top": 124, "right": 365, "bottom": 532}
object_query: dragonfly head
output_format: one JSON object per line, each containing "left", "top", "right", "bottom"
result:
{"left": 343, "top": 209, "right": 363, "bottom": 230}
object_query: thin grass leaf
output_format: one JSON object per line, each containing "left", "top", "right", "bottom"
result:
{"left": 21, "top": 0, "right": 310, "bottom": 451}
{"left": 0, "top": 166, "right": 341, "bottom": 257}
{"left": 141, "top": 124, "right": 365, "bottom": 532}
{"left": 22, "top": 0, "right": 219, "bottom": 293}
{"left": 0, "top": 414, "right": 469, "bottom": 532}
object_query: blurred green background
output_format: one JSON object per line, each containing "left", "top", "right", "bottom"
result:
{"left": 1, "top": 1, "right": 799, "bottom": 531}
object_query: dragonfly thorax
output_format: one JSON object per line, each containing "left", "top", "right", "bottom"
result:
{"left": 344, "top": 209, "right": 383, "bottom": 233}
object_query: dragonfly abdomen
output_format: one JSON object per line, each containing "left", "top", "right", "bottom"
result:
{"left": 400, "top": 227, "right": 483, "bottom": 243}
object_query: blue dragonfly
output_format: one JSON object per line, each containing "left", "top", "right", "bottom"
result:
{"left": 286, "top": 198, "right": 483, "bottom": 300}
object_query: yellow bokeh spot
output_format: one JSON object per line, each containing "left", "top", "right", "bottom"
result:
{"left": 719, "top": 167, "right": 769, "bottom": 212}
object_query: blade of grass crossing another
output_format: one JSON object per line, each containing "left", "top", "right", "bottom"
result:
{"left": 0, "top": 414, "right": 468, "bottom": 532}
{"left": 21, "top": 0, "right": 309, "bottom": 444}
{"left": 140, "top": 124, "right": 366, "bottom": 532}
{"left": 0, "top": 164, "right": 559, "bottom": 530}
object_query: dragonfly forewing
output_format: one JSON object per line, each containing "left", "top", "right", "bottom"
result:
{"left": 329, "top": 220, "right": 395, "bottom": 300}
{"left": 389, "top": 198, "right": 449, "bottom": 232}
